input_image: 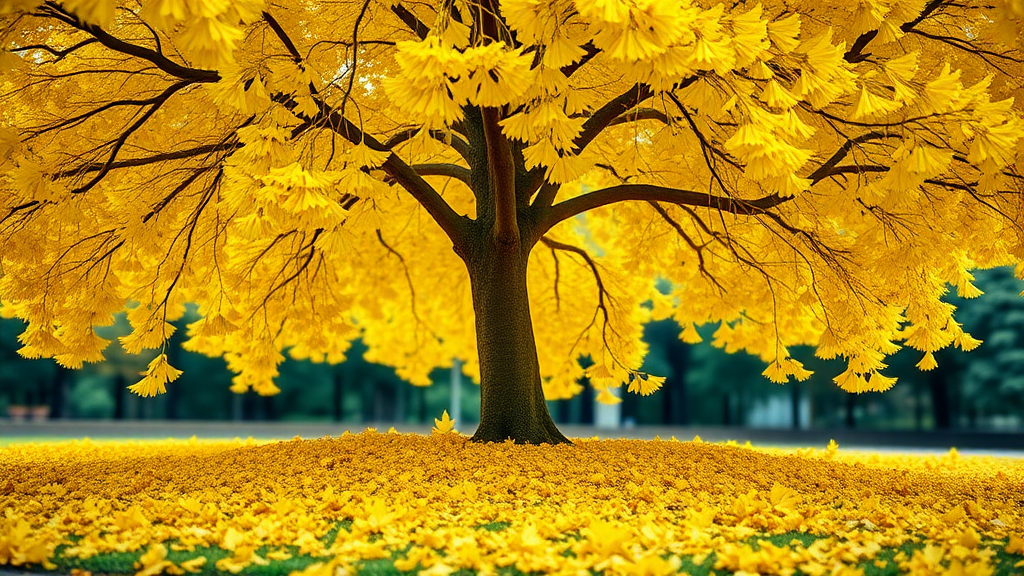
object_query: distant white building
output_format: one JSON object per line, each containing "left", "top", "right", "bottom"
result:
{"left": 594, "top": 387, "right": 621, "bottom": 429}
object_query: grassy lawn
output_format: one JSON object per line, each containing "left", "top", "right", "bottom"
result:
{"left": 1, "top": 433, "right": 1022, "bottom": 575}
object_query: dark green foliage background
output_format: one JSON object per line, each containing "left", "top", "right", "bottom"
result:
{"left": 1, "top": 268, "right": 1022, "bottom": 430}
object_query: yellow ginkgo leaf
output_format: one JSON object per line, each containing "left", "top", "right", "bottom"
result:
{"left": 916, "top": 352, "right": 938, "bottom": 371}
{"left": 179, "top": 557, "right": 208, "bottom": 573}
{"left": 885, "top": 51, "right": 919, "bottom": 82}
{"left": 852, "top": 85, "right": 902, "bottom": 119}
{"left": 769, "top": 483, "right": 801, "bottom": 511}
{"left": 1006, "top": 534, "right": 1024, "bottom": 554}
{"left": 134, "top": 543, "right": 173, "bottom": 576}
{"left": 127, "top": 354, "right": 183, "bottom": 398}
{"left": 942, "top": 505, "right": 966, "bottom": 525}
{"left": 595, "top": 388, "right": 622, "bottom": 405}
{"left": 767, "top": 13, "right": 801, "bottom": 53}
{"left": 432, "top": 410, "right": 456, "bottom": 434}
{"left": 632, "top": 374, "right": 665, "bottom": 396}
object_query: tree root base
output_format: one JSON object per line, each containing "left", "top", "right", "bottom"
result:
{"left": 469, "top": 426, "right": 573, "bottom": 445}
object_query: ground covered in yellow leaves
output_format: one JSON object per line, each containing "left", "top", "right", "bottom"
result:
{"left": 1, "top": 433, "right": 1023, "bottom": 576}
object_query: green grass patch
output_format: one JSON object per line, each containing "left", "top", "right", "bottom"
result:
{"left": 473, "top": 521, "right": 511, "bottom": 533}
{"left": 12, "top": 534, "right": 1015, "bottom": 576}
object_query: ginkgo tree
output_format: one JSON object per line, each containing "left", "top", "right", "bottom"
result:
{"left": 1, "top": 0, "right": 1023, "bottom": 444}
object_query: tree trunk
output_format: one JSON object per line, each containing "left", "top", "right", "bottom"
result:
{"left": 844, "top": 393, "right": 856, "bottom": 428}
{"left": 466, "top": 241, "right": 570, "bottom": 444}
{"left": 49, "top": 366, "right": 69, "bottom": 419}
{"left": 113, "top": 374, "right": 126, "bottom": 420}
{"left": 929, "top": 371, "right": 952, "bottom": 429}
{"left": 579, "top": 376, "right": 594, "bottom": 425}
{"left": 664, "top": 341, "right": 689, "bottom": 425}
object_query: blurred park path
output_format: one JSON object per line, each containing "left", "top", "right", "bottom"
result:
{"left": 1, "top": 420, "right": 1020, "bottom": 456}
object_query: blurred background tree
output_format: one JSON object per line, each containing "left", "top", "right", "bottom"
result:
{"left": 2, "top": 268, "right": 1022, "bottom": 430}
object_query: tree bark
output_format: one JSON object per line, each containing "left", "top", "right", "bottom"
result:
{"left": 579, "top": 376, "right": 594, "bottom": 425}
{"left": 664, "top": 337, "right": 689, "bottom": 425}
{"left": 113, "top": 374, "right": 126, "bottom": 420}
{"left": 929, "top": 371, "right": 952, "bottom": 429}
{"left": 466, "top": 240, "right": 570, "bottom": 444}
{"left": 49, "top": 366, "right": 69, "bottom": 419}
{"left": 845, "top": 393, "right": 856, "bottom": 428}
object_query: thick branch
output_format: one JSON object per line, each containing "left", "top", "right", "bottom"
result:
{"left": 529, "top": 79, "right": 695, "bottom": 209}
{"left": 380, "top": 148, "right": 468, "bottom": 249}
{"left": 384, "top": 127, "right": 471, "bottom": 161}
{"left": 11, "top": 38, "right": 97, "bottom": 61}
{"left": 572, "top": 84, "right": 654, "bottom": 155}
{"left": 608, "top": 108, "right": 671, "bottom": 127}
{"left": 572, "top": 76, "right": 695, "bottom": 157}
{"left": 253, "top": 26, "right": 465, "bottom": 248}
{"left": 537, "top": 184, "right": 790, "bottom": 238}
{"left": 303, "top": 99, "right": 468, "bottom": 249}
{"left": 482, "top": 107, "right": 518, "bottom": 246}
{"left": 532, "top": 182, "right": 559, "bottom": 211}
{"left": 560, "top": 41, "right": 600, "bottom": 78}
{"left": 2, "top": 201, "right": 41, "bottom": 226}
{"left": 843, "top": 0, "right": 948, "bottom": 63}
{"left": 412, "top": 163, "right": 473, "bottom": 186}
{"left": 42, "top": 2, "right": 219, "bottom": 82}
{"left": 526, "top": 83, "right": 658, "bottom": 209}
{"left": 262, "top": 11, "right": 302, "bottom": 62}
{"left": 390, "top": 5, "right": 430, "bottom": 40}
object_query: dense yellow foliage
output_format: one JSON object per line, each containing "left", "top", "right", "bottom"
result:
{"left": 1, "top": 0, "right": 1023, "bottom": 406}
{"left": 1, "top": 434, "right": 1022, "bottom": 575}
